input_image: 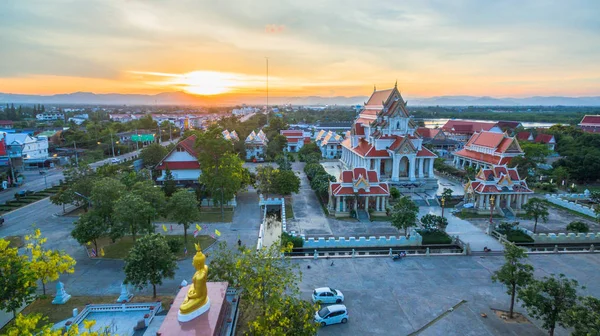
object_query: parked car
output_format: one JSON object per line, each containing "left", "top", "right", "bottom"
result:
{"left": 312, "top": 287, "right": 344, "bottom": 304}
{"left": 314, "top": 304, "right": 348, "bottom": 327}
{"left": 111, "top": 158, "right": 121, "bottom": 164}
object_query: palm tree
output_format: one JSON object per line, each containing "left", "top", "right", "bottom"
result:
{"left": 522, "top": 198, "right": 549, "bottom": 233}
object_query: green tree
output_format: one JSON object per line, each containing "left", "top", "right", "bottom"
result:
{"left": 390, "top": 187, "right": 401, "bottom": 200}
{"left": 309, "top": 172, "right": 335, "bottom": 199}
{"left": 564, "top": 296, "right": 600, "bottom": 336}
{"left": 168, "top": 189, "right": 200, "bottom": 244}
{"left": 5, "top": 313, "right": 115, "bottom": 336}
{"left": 566, "top": 221, "right": 589, "bottom": 233}
{"left": 518, "top": 274, "right": 580, "bottom": 336}
{"left": 266, "top": 134, "right": 288, "bottom": 160}
{"left": 71, "top": 210, "right": 108, "bottom": 254}
{"left": 420, "top": 214, "right": 448, "bottom": 232}
{"left": 391, "top": 196, "right": 419, "bottom": 236}
{"left": 551, "top": 167, "right": 570, "bottom": 187}
{"left": 140, "top": 142, "right": 168, "bottom": 168}
{"left": 49, "top": 187, "right": 74, "bottom": 214}
{"left": 25, "top": 229, "right": 76, "bottom": 295}
{"left": 124, "top": 233, "right": 176, "bottom": 298}
{"left": 114, "top": 193, "right": 154, "bottom": 241}
{"left": 91, "top": 177, "right": 126, "bottom": 238}
{"left": 199, "top": 153, "right": 247, "bottom": 220}
{"left": 523, "top": 198, "right": 549, "bottom": 233}
{"left": 264, "top": 117, "right": 288, "bottom": 140}
{"left": 162, "top": 165, "right": 177, "bottom": 197}
{"left": 273, "top": 170, "right": 300, "bottom": 195}
{"left": 132, "top": 180, "right": 167, "bottom": 224}
{"left": 441, "top": 188, "right": 453, "bottom": 200}
{"left": 255, "top": 165, "right": 277, "bottom": 197}
{"left": 521, "top": 142, "right": 551, "bottom": 163}
{"left": 274, "top": 154, "right": 292, "bottom": 170}
{"left": 509, "top": 156, "right": 536, "bottom": 179}
{"left": 207, "top": 242, "right": 318, "bottom": 335}
{"left": 0, "top": 239, "right": 37, "bottom": 318}
{"left": 491, "top": 243, "right": 534, "bottom": 319}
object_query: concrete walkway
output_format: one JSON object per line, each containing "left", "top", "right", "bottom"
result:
{"left": 419, "top": 206, "right": 505, "bottom": 252}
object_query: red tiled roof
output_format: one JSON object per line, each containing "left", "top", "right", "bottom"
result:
{"left": 534, "top": 134, "right": 555, "bottom": 144}
{"left": 516, "top": 132, "right": 532, "bottom": 141}
{"left": 0, "top": 120, "right": 14, "bottom": 125}
{"left": 331, "top": 185, "right": 390, "bottom": 196}
{"left": 416, "top": 147, "right": 436, "bottom": 157}
{"left": 580, "top": 115, "right": 600, "bottom": 125}
{"left": 454, "top": 148, "right": 512, "bottom": 165}
{"left": 365, "top": 89, "right": 393, "bottom": 107}
{"left": 470, "top": 132, "right": 505, "bottom": 148}
{"left": 280, "top": 130, "right": 303, "bottom": 137}
{"left": 356, "top": 117, "right": 374, "bottom": 125}
{"left": 303, "top": 137, "right": 311, "bottom": 144}
{"left": 416, "top": 127, "right": 439, "bottom": 138}
{"left": 178, "top": 135, "right": 198, "bottom": 156}
{"left": 156, "top": 161, "right": 200, "bottom": 170}
{"left": 442, "top": 120, "right": 496, "bottom": 134}
{"left": 339, "top": 167, "right": 379, "bottom": 183}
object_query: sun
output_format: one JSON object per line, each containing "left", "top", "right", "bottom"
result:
{"left": 178, "top": 71, "right": 238, "bottom": 95}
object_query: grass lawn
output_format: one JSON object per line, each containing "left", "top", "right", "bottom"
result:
{"left": 96, "top": 234, "right": 216, "bottom": 260}
{"left": 198, "top": 211, "right": 234, "bottom": 223}
{"left": 505, "top": 230, "right": 535, "bottom": 243}
{"left": 454, "top": 210, "right": 493, "bottom": 219}
{"left": 418, "top": 230, "right": 453, "bottom": 245}
{"left": 285, "top": 200, "right": 294, "bottom": 219}
{"left": 370, "top": 216, "right": 390, "bottom": 222}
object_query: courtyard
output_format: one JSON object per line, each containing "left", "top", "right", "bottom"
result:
{"left": 297, "top": 254, "right": 600, "bottom": 336}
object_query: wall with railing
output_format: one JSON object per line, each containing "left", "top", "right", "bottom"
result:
{"left": 299, "top": 230, "right": 423, "bottom": 248}
{"left": 518, "top": 227, "right": 600, "bottom": 244}
{"left": 545, "top": 194, "right": 596, "bottom": 217}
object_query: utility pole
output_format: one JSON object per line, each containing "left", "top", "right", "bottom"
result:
{"left": 73, "top": 141, "right": 79, "bottom": 167}
{"left": 135, "top": 128, "right": 139, "bottom": 151}
{"left": 266, "top": 57, "right": 269, "bottom": 124}
{"left": 169, "top": 122, "right": 172, "bottom": 142}
{"left": 110, "top": 132, "right": 115, "bottom": 157}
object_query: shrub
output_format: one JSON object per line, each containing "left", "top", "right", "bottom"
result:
{"left": 390, "top": 187, "right": 400, "bottom": 199}
{"left": 166, "top": 238, "right": 183, "bottom": 254}
{"left": 566, "top": 221, "right": 589, "bottom": 233}
{"left": 417, "top": 229, "right": 453, "bottom": 244}
{"left": 281, "top": 232, "right": 303, "bottom": 248}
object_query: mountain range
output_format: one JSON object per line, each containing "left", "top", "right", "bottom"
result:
{"left": 1, "top": 91, "right": 600, "bottom": 106}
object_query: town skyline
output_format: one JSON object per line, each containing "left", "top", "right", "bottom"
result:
{"left": 1, "top": 1, "right": 599, "bottom": 100}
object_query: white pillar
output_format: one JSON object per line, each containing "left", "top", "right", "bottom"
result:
{"left": 428, "top": 158, "right": 434, "bottom": 177}
{"left": 376, "top": 196, "right": 380, "bottom": 211}
{"left": 391, "top": 155, "right": 399, "bottom": 182}
{"left": 418, "top": 158, "right": 424, "bottom": 178}
{"left": 409, "top": 156, "right": 416, "bottom": 181}
{"left": 365, "top": 196, "right": 369, "bottom": 211}
{"left": 478, "top": 195, "right": 484, "bottom": 209}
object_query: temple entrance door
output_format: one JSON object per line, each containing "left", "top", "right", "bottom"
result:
{"left": 357, "top": 197, "right": 365, "bottom": 210}
{"left": 380, "top": 160, "right": 386, "bottom": 176}
{"left": 398, "top": 156, "right": 409, "bottom": 178}
{"left": 499, "top": 195, "right": 507, "bottom": 208}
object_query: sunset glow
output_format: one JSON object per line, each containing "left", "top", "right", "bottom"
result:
{"left": 0, "top": 1, "right": 598, "bottom": 101}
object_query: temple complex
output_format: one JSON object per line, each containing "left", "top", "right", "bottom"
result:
{"left": 328, "top": 167, "right": 390, "bottom": 218}
{"left": 315, "top": 130, "right": 345, "bottom": 159}
{"left": 244, "top": 130, "right": 268, "bottom": 161}
{"left": 452, "top": 131, "right": 524, "bottom": 170}
{"left": 340, "top": 85, "right": 437, "bottom": 192}
{"left": 464, "top": 165, "right": 534, "bottom": 217}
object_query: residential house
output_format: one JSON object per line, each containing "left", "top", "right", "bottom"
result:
{"left": 464, "top": 165, "right": 534, "bottom": 217}
{"left": 222, "top": 130, "right": 239, "bottom": 142}
{"left": 245, "top": 130, "right": 268, "bottom": 161}
{"left": 328, "top": 167, "right": 390, "bottom": 219}
{"left": 340, "top": 84, "right": 437, "bottom": 192}
{"left": 155, "top": 135, "right": 201, "bottom": 187}
{"left": 516, "top": 132, "right": 534, "bottom": 142}
{"left": 534, "top": 134, "right": 556, "bottom": 151}
{"left": 3, "top": 133, "right": 49, "bottom": 169}
{"left": 0, "top": 120, "right": 14, "bottom": 129}
{"left": 494, "top": 121, "right": 523, "bottom": 134}
{"left": 578, "top": 115, "right": 600, "bottom": 134}
{"left": 452, "top": 131, "right": 524, "bottom": 170}
{"left": 36, "top": 112, "right": 64, "bottom": 121}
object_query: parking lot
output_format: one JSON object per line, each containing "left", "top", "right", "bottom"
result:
{"left": 296, "top": 254, "right": 600, "bottom": 336}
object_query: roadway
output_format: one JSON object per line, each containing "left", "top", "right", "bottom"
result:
{"left": 0, "top": 138, "right": 180, "bottom": 205}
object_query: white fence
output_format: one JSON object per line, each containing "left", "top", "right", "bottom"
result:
{"left": 300, "top": 230, "right": 423, "bottom": 248}
{"left": 545, "top": 194, "right": 596, "bottom": 218}
{"left": 519, "top": 227, "right": 600, "bottom": 244}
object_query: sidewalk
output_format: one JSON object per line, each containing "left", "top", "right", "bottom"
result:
{"left": 418, "top": 206, "right": 504, "bottom": 252}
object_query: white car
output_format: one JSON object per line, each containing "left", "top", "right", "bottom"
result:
{"left": 111, "top": 158, "right": 121, "bottom": 164}
{"left": 314, "top": 304, "right": 348, "bottom": 326}
{"left": 312, "top": 287, "right": 344, "bottom": 304}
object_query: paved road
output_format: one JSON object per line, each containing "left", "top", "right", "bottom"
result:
{"left": 0, "top": 138, "right": 181, "bottom": 205}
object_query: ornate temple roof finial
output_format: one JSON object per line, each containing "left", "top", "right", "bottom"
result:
{"left": 394, "top": 79, "right": 397, "bottom": 88}
{"left": 373, "top": 85, "right": 376, "bottom": 92}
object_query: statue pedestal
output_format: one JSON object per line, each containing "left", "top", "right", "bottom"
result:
{"left": 157, "top": 282, "right": 230, "bottom": 336}
{"left": 177, "top": 297, "right": 210, "bottom": 322}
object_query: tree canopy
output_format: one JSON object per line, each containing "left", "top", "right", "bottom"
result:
{"left": 0, "top": 238, "right": 37, "bottom": 317}
{"left": 523, "top": 198, "right": 549, "bottom": 233}
{"left": 391, "top": 196, "right": 419, "bottom": 236}
{"left": 491, "top": 243, "right": 534, "bottom": 319}
{"left": 168, "top": 190, "right": 200, "bottom": 244}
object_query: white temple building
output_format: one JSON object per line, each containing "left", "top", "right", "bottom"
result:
{"left": 340, "top": 84, "right": 437, "bottom": 191}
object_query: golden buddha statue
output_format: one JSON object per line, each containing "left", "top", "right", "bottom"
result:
{"left": 179, "top": 243, "right": 210, "bottom": 319}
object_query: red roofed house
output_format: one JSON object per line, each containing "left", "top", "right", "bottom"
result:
{"left": 340, "top": 84, "right": 437, "bottom": 191}
{"left": 516, "top": 132, "right": 534, "bottom": 142}
{"left": 440, "top": 120, "right": 501, "bottom": 142}
{"left": 452, "top": 131, "right": 524, "bottom": 170}
{"left": 534, "top": 133, "right": 556, "bottom": 150}
{"left": 464, "top": 165, "right": 533, "bottom": 217}
{"left": 578, "top": 115, "right": 600, "bottom": 134}
{"left": 0, "top": 120, "right": 14, "bottom": 129}
{"left": 328, "top": 168, "right": 390, "bottom": 218}
{"left": 280, "top": 130, "right": 310, "bottom": 152}
{"left": 155, "top": 135, "right": 201, "bottom": 187}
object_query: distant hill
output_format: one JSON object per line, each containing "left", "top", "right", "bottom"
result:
{"left": 0, "top": 91, "right": 599, "bottom": 106}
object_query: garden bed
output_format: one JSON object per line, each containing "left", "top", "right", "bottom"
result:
{"left": 285, "top": 199, "right": 294, "bottom": 219}
{"left": 92, "top": 234, "right": 216, "bottom": 260}
{"left": 417, "top": 230, "right": 453, "bottom": 244}
{"left": 503, "top": 230, "right": 534, "bottom": 243}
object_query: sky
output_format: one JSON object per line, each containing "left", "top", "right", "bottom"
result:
{"left": 0, "top": 0, "right": 599, "bottom": 99}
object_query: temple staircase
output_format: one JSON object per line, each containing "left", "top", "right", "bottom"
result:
{"left": 356, "top": 209, "right": 370, "bottom": 222}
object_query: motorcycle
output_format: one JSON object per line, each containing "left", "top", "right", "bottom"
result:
{"left": 392, "top": 251, "right": 407, "bottom": 261}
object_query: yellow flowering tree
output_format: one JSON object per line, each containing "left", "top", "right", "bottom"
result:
{"left": 25, "top": 229, "right": 76, "bottom": 295}
{"left": 2, "top": 313, "right": 113, "bottom": 336}
{"left": 0, "top": 239, "right": 37, "bottom": 317}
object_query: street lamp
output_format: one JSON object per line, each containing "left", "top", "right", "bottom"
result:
{"left": 441, "top": 196, "right": 446, "bottom": 218}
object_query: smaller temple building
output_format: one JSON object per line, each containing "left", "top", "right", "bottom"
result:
{"left": 156, "top": 135, "right": 201, "bottom": 186}
{"left": 222, "top": 129, "right": 239, "bottom": 142}
{"left": 464, "top": 165, "right": 534, "bottom": 217}
{"left": 280, "top": 130, "right": 310, "bottom": 152}
{"left": 452, "top": 131, "right": 524, "bottom": 170}
{"left": 328, "top": 168, "right": 390, "bottom": 218}
{"left": 315, "top": 130, "right": 344, "bottom": 159}
{"left": 578, "top": 115, "right": 600, "bottom": 134}
{"left": 415, "top": 127, "right": 460, "bottom": 157}
{"left": 245, "top": 130, "right": 268, "bottom": 161}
